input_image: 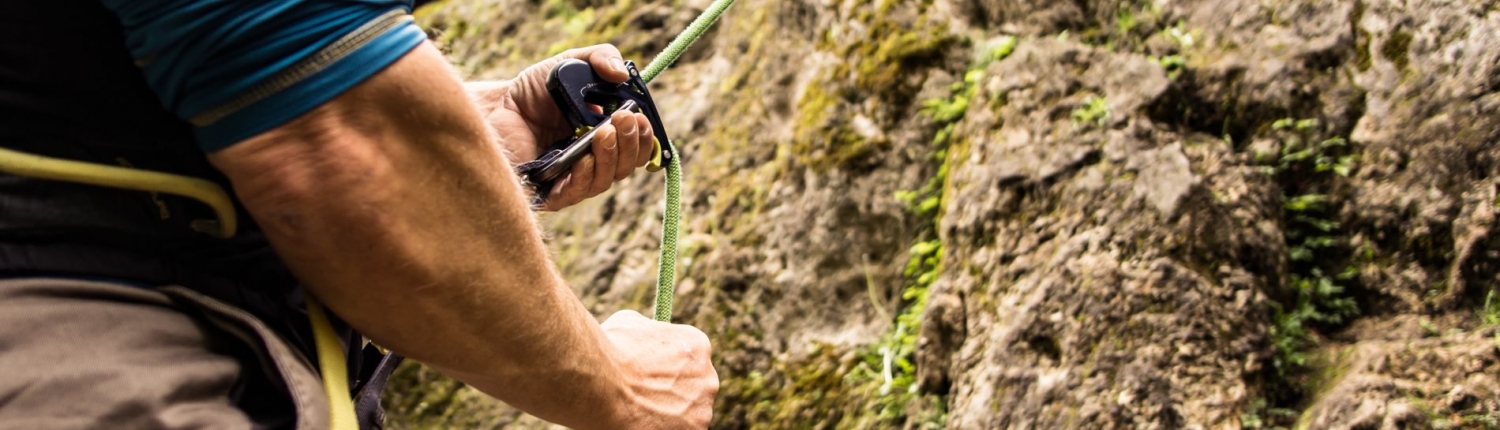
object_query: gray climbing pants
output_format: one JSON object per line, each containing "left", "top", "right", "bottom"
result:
{"left": 0, "top": 277, "right": 327, "bottom": 430}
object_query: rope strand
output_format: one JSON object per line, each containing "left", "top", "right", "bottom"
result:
{"left": 653, "top": 145, "right": 682, "bottom": 321}
{"left": 641, "top": 0, "right": 738, "bottom": 84}
{"left": 640, "top": 0, "right": 738, "bottom": 322}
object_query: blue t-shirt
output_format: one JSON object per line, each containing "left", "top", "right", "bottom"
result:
{"left": 99, "top": 0, "right": 428, "bottom": 151}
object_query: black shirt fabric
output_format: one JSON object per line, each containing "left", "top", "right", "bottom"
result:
{"left": 0, "top": 0, "right": 303, "bottom": 346}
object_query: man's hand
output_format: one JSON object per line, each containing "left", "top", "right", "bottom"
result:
{"left": 601, "top": 311, "right": 717, "bottom": 429}
{"left": 470, "top": 45, "right": 656, "bottom": 211}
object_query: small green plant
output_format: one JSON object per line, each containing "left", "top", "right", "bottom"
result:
{"left": 920, "top": 36, "right": 1015, "bottom": 132}
{"left": 1268, "top": 269, "right": 1358, "bottom": 375}
{"left": 1117, "top": 8, "right": 1138, "bottom": 34}
{"left": 1255, "top": 117, "right": 1362, "bottom": 426}
{"left": 859, "top": 36, "right": 1020, "bottom": 427}
{"left": 1279, "top": 136, "right": 1353, "bottom": 177}
{"left": 1152, "top": 55, "right": 1187, "bottom": 79}
{"left": 1072, "top": 96, "right": 1110, "bottom": 127}
{"left": 849, "top": 227, "right": 942, "bottom": 421}
{"left": 979, "top": 36, "right": 1018, "bottom": 66}
{"left": 849, "top": 239, "right": 942, "bottom": 420}
{"left": 1419, "top": 318, "right": 1440, "bottom": 337}
{"left": 1483, "top": 291, "right": 1500, "bottom": 348}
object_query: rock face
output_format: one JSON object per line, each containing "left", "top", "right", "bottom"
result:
{"left": 385, "top": 0, "right": 1500, "bottom": 428}
{"left": 935, "top": 39, "right": 1273, "bottom": 429}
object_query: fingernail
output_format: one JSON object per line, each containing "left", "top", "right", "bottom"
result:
{"left": 619, "top": 115, "right": 636, "bottom": 135}
{"left": 600, "top": 126, "right": 618, "bottom": 150}
{"left": 611, "top": 57, "right": 626, "bottom": 74}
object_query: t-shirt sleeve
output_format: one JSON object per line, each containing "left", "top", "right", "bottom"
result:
{"left": 98, "top": 0, "right": 428, "bottom": 152}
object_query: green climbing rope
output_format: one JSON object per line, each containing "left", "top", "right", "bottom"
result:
{"left": 639, "top": 0, "right": 737, "bottom": 322}
{"left": 651, "top": 146, "right": 682, "bottom": 322}
{"left": 640, "top": 0, "right": 738, "bottom": 84}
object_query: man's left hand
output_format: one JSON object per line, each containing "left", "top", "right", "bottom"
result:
{"left": 469, "top": 44, "right": 656, "bottom": 211}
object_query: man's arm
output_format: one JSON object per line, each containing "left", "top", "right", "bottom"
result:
{"left": 207, "top": 42, "right": 716, "bottom": 429}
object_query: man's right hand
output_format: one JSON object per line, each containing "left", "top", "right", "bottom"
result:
{"left": 468, "top": 45, "right": 657, "bottom": 211}
{"left": 601, "top": 310, "right": 718, "bottom": 429}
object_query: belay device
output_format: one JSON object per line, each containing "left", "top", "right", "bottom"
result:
{"left": 515, "top": 58, "right": 673, "bottom": 203}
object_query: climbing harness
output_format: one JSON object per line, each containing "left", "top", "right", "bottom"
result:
{"left": 0, "top": 146, "right": 363, "bottom": 430}
{"left": 0, "top": 0, "right": 737, "bottom": 427}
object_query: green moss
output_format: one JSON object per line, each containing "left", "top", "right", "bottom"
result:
{"left": 790, "top": 82, "right": 888, "bottom": 172}
{"left": 1297, "top": 346, "right": 1355, "bottom": 423}
{"left": 384, "top": 361, "right": 507, "bottom": 429}
{"left": 687, "top": 2, "right": 782, "bottom": 246}
{"left": 717, "top": 343, "right": 884, "bottom": 429}
{"left": 1152, "top": 55, "right": 1187, "bottom": 79}
{"left": 789, "top": 2, "right": 964, "bottom": 172}
{"left": 829, "top": 1, "right": 961, "bottom": 101}
{"left": 1117, "top": 7, "right": 1138, "bottom": 35}
{"left": 414, "top": 0, "right": 648, "bottom": 76}
{"left": 1071, "top": 96, "right": 1110, "bottom": 127}
{"left": 1352, "top": 2, "right": 1372, "bottom": 72}
{"left": 1069, "top": 0, "right": 1165, "bottom": 53}
{"left": 1381, "top": 31, "right": 1413, "bottom": 70}
{"left": 541, "top": 0, "right": 643, "bottom": 58}
{"left": 852, "top": 24, "right": 958, "bottom": 95}
{"left": 412, "top": 0, "right": 449, "bottom": 19}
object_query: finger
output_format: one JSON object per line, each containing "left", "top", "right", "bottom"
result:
{"left": 558, "top": 44, "right": 628, "bottom": 83}
{"left": 587, "top": 46, "right": 629, "bottom": 83}
{"left": 542, "top": 174, "right": 575, "bottom": 211}
{"left": 613, "top": 110, "right": 640, "bottom": 180}
{"left": 634, "top": 113, "right": 654, "bottom": 168}
{"left": 553, "top": 154, "right": 597, "bottom": 209}
{"left": 589, "top": 123, "right": 618, "bottom": 196}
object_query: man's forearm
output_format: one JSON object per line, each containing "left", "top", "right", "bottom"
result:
{"left": 208, "top": 43, "right": 629, "bottom": 428}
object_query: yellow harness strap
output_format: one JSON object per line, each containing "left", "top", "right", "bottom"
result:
{"left": 0, "top": 146, "right": 358, "bottom": 430}
{"left": 306, "top": 298, "right": 359, "bottom": 429}
{"left": 0, "top": 147, "right": 237, "bottom": 238}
